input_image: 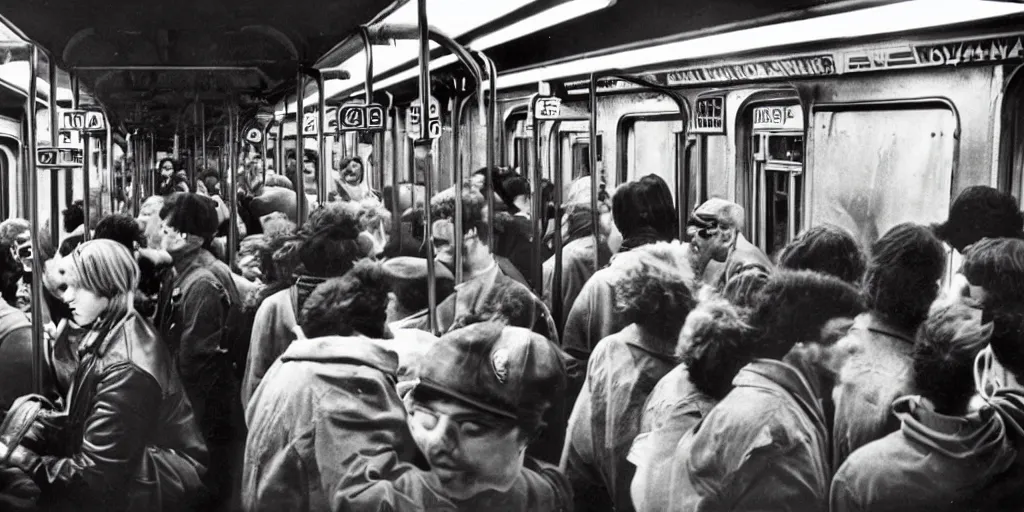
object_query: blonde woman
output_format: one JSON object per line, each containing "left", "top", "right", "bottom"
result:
{"left": 0, "top": 239, "right": 208, "bottom": 512}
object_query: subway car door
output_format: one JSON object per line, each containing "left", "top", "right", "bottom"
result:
{"left": 749, "top": 104, "right": 804, "bottom": 257}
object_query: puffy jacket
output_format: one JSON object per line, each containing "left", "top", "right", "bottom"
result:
{"left": 13, "top": 310, "right": 208, "bottom": 512}
{"left": 832, "top": 313, "right": 918, "bottom": 471}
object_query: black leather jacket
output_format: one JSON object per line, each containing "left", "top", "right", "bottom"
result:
{"left": 15, "top": 310, "right": 208, "bottom": 512}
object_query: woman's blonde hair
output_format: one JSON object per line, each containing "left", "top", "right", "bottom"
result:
{"left": 63, "top": 239, "right": 139, "bottom": 328}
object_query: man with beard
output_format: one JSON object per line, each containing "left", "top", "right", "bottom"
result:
{"left": 687, "top": 198, "right": 772, "bottom": 289}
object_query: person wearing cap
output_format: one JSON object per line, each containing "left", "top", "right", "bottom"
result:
{"left": 687, "top": 197, "right": 772, "bottom": 289}
{"left": 562, "top": 244, "right": 697, "bottom": 512}
{"left": 331, "top": 322, "right": 572, "bottom": 511}
{"left": 242, "top": 260, "right": 421, "bottom": 512}
{"left": 561, "top": 175, "right": 679, "bottom": 363}
{"left": 241, "top": 202, "right": 372, "bottom": 407}
{"left": 153, "top": 192, "right": 247, "bottom": 510}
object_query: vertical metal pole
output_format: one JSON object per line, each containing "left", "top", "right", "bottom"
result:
{"left": 130, "top": 133, "right": 140, "bottom": 216}
{"left": 531, "top": 98, "right": 543, "bottom": 294}
{"left": 390, "top": 107, "right": 402, "bottom": 253}
{"left": 276, "top": 112, "right": 285, "bottom": 180}
{"left": 25, "top": 45, "right": 45, "bottom": 395}
{"left": 314, "top": 71, "right": 328, "bottom": 205}
{"left": 451, "top": 94, "right": 464, "bottom": 284}
{"left": 418, "top": 0, "right": 436, "bottom": 335}
{"left": 227, "top": 103, "right": 238, "bottom": 269}
{"left": 484, "top": 55, "right": 497, "bottom": 252}
{"left": 48, "top": 58, "right": 59, "bottom": 250}
{"left": 295, "top": 73, "right": 308, "bottom": 222}
{"left": 200, "top": 103, "right": 207, "bottom": 175}
{"left": 552, "top": 121, "right": 565, "bottom": 332}
{"left": 588, "top": 74, "right": 600, "bottom": 268}
{"left": 261, "top": 121, "right": 272, "bottom": 186}
{"left": 190, "top": 101, "right": 199, "bottom": 189}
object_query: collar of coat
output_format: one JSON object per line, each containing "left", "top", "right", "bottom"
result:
{"left": 734, "top": 358, "right": 826, "bottom": 428}
{"left": 280, "top": 336, "right": 399, "bottom": 378}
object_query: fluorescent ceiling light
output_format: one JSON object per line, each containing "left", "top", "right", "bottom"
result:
{"left": 279, "top": 0, "right": 538, "bottom": 114}
{"left": 0, "top": 61, "right": 75, "bottom": 102}
{"left": 495, "top": 0, "right": 1024, "bottom": 89}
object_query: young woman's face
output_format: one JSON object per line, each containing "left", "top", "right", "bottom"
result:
{"left": 57, "top": 259, "right": 110, "bottom": 328}
{"left": 160, "top": 160, "right": 175, "bottom": 178}
{"left": 343, "top": 160, "right": 365, "bottom": 185}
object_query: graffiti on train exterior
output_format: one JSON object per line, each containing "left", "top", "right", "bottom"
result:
{"left": 666, "top": 55, "right": 837, "bottom": 85}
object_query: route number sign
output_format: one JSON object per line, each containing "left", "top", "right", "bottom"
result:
{"left": 36, "top": 147, "right": 84, "bottom": 168}
{"left": 406, "top": 96, "right": 441, "bottom": 140}
{"left": 338, "top": 104, "right": 386, "bottom": 132}
{"left": 534, "top": 97, "right": 562, "bottom": 120}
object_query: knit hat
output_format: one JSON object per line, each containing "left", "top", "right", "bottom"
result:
{"left": 159, "top": 193, "right": 220, "bottom": 243}
{"left": 412, "top": 322, "right": 566, "bottom": 432}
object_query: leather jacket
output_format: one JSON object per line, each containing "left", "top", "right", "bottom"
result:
{"left": 14, "top": 310, "right": 208, "bottom": 512}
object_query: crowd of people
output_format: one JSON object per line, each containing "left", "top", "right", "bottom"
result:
{"left": 0, "top": 148, "right": 1020, "bottom": 512}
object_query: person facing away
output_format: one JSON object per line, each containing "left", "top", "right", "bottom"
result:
{"left": 241, "top": 202, "right": 372, "bottom": 406}
{"left": 831, "top": 223, "right": 946, "bottom": 470}
{"left": 327, "top": 321, "right": 572, "bottom": 512}
{"left": 776, "top": 223, "right": 866, "bottom": 286}
{"left": 830, "top": 302, "right": 1021, "bottom": 512}
{"left": 561, "top": 173, "right": 678, "bottom": 362}
{"left": 242, "top": 260, "right": 418, "bottom": 512}
{"left": 561, "top": 242, "right": 697, "bottom": 512}
{"left": 541, "top": 202, "right": 611, "bottom": 331}
{"left": 629, "top": 297, "right": 754, "bottom": 512}
{"left": 1, "top": 239, "right": 208, "bottom": 512}
{"left": 667, "top": 270, "right": 864, "bottom": 511}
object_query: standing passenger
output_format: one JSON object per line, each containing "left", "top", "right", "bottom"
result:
{"left": 562, "top": 243, "right": 696, "bottom": 512}
{"left": 832, "top": 223, "right": 946, "bottom": 469}
{"left": 687, "top": 198, "right": 772, "bottom": 288}
{"left": 668, "top": 270, "right": 864, "bottom": 511}
{"left": 562, "top": 174, "right": 678, "bottom": 362}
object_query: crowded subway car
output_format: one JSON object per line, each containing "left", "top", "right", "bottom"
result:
{"left": 0, "top": 0, "right": 1019, "bottom": 510}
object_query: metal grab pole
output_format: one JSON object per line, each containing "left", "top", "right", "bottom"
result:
{"left": 588, "top": 74, "right": 600, "bottom": 270}
{"left": 417, "top": 0, "right": 436, "bottom": 335}
{"left": 276, "top": 112, "right": 285, "bottom": 181}
{"left": 261, "top": 120, "right": 273, "bottom": 186}
{"left": 191, "top": 101, "right": 199, "bottom": 189}
{"left": 552, "top": 120, "right": 565, "bottom": 333}
{"left": 227, "top": 103, "right": 238, "bottom": 269}
{"left": 130, "top": 133, "right": 141, "bottom": 216}
{"left": 479, "top": 51, "right": 497, "bottom": 252}
{"left": 25, "top": 45, "right": 45, "bottom": 395}
{"left": 312, "top": 70, "right": 328, "bottom": 205}
{"left": 72, "top": 75, "right": 91, "bottom": 241}
{"left": 530, "top": 95, "right": 543, "bottom": 295}
{"left": 200, "top": 102, "right": 207, "bottom": 176}
{"left": 99, "top": 107, "right": 113, "bottom": 215}
{"left": 389, "top": 107, "right": 402, "bottom": 254}
{"left": 451, "top": 92, "right": 464, "bottom": 285}
{"left": 295, "top": 73, "right": 308, "bottom": 222}
{"left": 48, "top": 58, "right": 59, "bottom": 250}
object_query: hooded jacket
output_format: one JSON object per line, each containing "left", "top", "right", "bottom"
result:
{"left": 830, "top": 395, "right": 1018, "bottom": 512}
{"left": 668, "top": 359, "right": 830, "bottom": 511}
{"left": 242, "top": 336, "right": 416, "bottom": 512}
{"left": 561, "top": 324, "right": 678, "bottom": 512}
{"left": 832, "top": 313, "right": 918, "bottom": 471}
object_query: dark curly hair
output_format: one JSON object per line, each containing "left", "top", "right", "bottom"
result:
{"left": 989, "top": 304, "right": 1024, "bottom": 382}
{"left": 677, "top": 298, "right": 754, "bottom": 400}
{"left": 778, "top": 224, "right": 866, "bottom": 286}
{"left": 450, "top": 279, "right": 538, "bottom": 331}
{"left": 962, "top": 238, "right": 1024, "bottom": 307}
{"left": 746, "top": 270, "right": 865, "bottom": 361}
{"left": 430, "top": 188, "right": 488, "bottom": 243}
{"left": 913, "top": 301, "right": 992, "bottom": 414}
{"left": 612, "top": 249, "right": 696, "bottom": 340}
{"left": 300, "top": 259, "right": 389, "bottom": 339}
{"left": 721, "top": 265, "right": 770, "bottom": 311}
{"left": 62, "top": 200, "right": 85, "bottom": 234}
{"left": 863, "top": 223, "right": 946, "bottom": 331}
{"left": 94, "top": 214, "right": 144, "bottom": 251}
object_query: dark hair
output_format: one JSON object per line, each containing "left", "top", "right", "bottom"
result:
{"left": 157, "top": 157, "right": 176, "bottom": 171}
{"left": 340, "top": 156, "right": 364, "bottom": 171}
{"left": 500, "top": 176, "right": 531, "bottom": 212}
{"left": 450, "top": 279, "right": 537, "bottom": 331}
{"left": 613, "top": 251, "right": 696, "bottom": 340}
{"left": 678, "top": 298, "right": 754, "bottom": 400}
{"left": 746, "top": 270, "right": 865, "bottom": 360}
{"left": 778, "top": 224, "right": 866, "bottom": 285}
{"left": 962, "top": 238, "right": 1024, "bottom": 307}
{"left": 863, "top": 223, "right": 946, "bottom": 331}
{"left": 94, "top": 214, "right": 143, "bottom": 251}
{"left": 159, "top": 193, "right": 220, "bottom": 243}
{"left": 299, "top": 223, "right": 364, "bottom": 278}
{"left": 393, "top": 278, "right": 455, "bottom": 314}
{"left": 989, "top": 305, "right": 1024, "bottom": 381}
{"left": 62, "top": 200, "right": 85, "bottom": 234}
{"left": 934, "top": 186, "right": 1024, "bottom": 253}
{"left": 612, "top": 174, "right": 677, "bottom": 243}
{"left": 300, "top": 260, "right": 389, "bottom": 339}
{"left": 913, "top": 302, "right": 992, "bottom": 414}
{"left": 0, "top": 240, "right": 21, "bottom": 305}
